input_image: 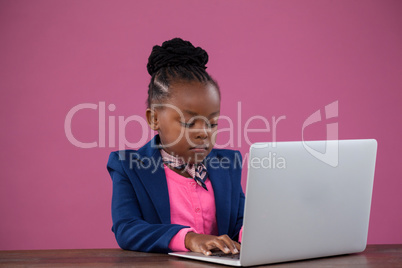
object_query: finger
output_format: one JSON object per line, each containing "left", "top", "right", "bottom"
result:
{"left": 199, "top": 244, "right": 212, "bottom": 256}
{"left": 218, "top": 235, "right": 239, "bottom": 254}
{"left": 209, "top": 238, "right": 230, "bottom": 254}
{"left": 233, "top": 241, "right": 241, "bottom": 253}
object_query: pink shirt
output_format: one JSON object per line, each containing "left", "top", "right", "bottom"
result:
{"left": 164, "top": 164, "right": 243, "bottom": 251}
{"left": 164, "top": 164, "right": 218, "bottom": 251}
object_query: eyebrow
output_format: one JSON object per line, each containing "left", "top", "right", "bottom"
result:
{"left": 183, "top": 110, "right": 220, "bottom": 118}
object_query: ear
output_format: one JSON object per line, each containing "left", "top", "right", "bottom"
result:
{"left": 146, "top": 108, "right": 160, "bottom": 131}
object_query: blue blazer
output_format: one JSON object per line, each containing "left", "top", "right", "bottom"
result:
{"left": 107, "top": 135, "right": 245, "bottom": 253}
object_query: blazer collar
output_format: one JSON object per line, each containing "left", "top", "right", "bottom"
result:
{"left": 137, "top": 134, "right": 163, "bottom": 158}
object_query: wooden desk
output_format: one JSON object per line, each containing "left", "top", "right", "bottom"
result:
{"left": 0, "top": 245, "right": 401, "bottom": 267}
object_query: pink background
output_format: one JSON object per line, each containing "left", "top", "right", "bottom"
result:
{"left": 1, "top": 0, "right": 401, "bottom": 250}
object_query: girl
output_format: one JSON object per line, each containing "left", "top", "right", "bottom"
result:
{"left": 107, "top": 38, "right": 244, "bottom": 255}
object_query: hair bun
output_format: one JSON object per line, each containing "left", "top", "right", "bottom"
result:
{"left": 147, "top": 38, "right": 209, "bottom": 76}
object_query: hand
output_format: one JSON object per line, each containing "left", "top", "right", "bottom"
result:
{"left": 185, "top": 232, "right": 241, "bottom": 256}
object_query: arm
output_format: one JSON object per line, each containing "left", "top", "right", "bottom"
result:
{"left": 107, "top": 152, "right": 188, "bottom": 253}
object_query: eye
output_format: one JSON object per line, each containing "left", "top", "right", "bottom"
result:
{"left": 180, "top": 121, "right": 195, "bottom": 128}
{"left": 209, "top": 123, "right": 218, "bottom": 128}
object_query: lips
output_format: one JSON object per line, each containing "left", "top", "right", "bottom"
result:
{"left": 190, "top": 145, "right": 209, "bottom": 151}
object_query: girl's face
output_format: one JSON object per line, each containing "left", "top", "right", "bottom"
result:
{"left": 147, "top": 80, "right": 220, "bottom": 164}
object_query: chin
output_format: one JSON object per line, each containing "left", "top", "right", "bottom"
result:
{"left": 188, "top": 152, "right": 209, "bottom": 164}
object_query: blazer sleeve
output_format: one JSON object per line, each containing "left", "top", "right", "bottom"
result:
{"left": 107, "top": 151, "right": 188, "bottom": 253}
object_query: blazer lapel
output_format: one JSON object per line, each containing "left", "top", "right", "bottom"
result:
{"left": 134, "top": 135, "right": 171, "bottom": 224}
{"left": 206, "top": 151, "right": 232, "bottom": 236}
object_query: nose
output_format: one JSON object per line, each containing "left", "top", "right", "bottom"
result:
{"left": 195, "top": 122, "right": 210, "bottom": 140}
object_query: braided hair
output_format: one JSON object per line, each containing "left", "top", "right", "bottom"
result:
{"left": 146, "top": 38, "right": 220, "bottom": 108}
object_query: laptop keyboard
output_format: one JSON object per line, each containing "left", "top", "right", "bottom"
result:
{"left": 210, "top": 252, "right": 240, "bottom": 259}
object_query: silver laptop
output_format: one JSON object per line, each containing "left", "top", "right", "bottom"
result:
{"left": 169, "top": 139, "right": 377, "bottom": 266}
